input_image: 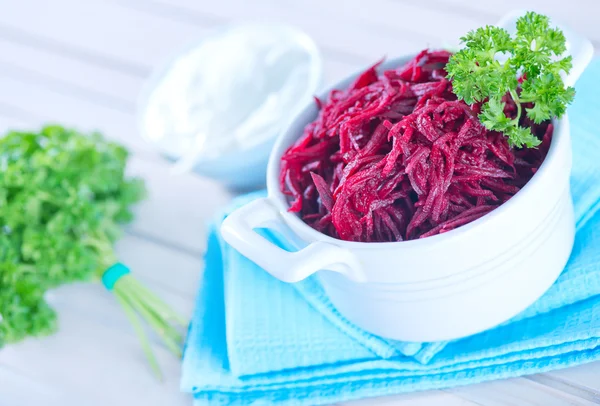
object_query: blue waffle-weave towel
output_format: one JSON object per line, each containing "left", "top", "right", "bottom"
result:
{"left": 182, "top": 59, "right": 600, "bottom": 405}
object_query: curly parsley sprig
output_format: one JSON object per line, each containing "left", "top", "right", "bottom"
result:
{"left": 446, "top": 12, "right": 575, "bottom": 148}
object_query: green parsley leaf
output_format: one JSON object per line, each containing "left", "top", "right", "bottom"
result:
{"left": 479, "top": 96, "right": 514, "bottom": 132}
{"left": 446, "top": 11, "right": 575, "bottom": 148}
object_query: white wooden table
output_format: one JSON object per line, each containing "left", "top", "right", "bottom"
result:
{"left": 0, "top": 0, "right": 599, "bottom": 405}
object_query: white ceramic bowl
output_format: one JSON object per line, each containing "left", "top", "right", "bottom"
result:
{"left": 221, "top": 13, "right": 593, "bottom": 341}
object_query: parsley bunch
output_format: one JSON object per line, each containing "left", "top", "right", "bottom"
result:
{"left": 446, "top": 12, "right": 574, "bottom": 148}
{"left": 0, "top": 126, "right": 184, "bottom": 378}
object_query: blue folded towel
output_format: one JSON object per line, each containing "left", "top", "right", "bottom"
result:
{"left": 182, "top": 59, "right": 600, "bottom": 405}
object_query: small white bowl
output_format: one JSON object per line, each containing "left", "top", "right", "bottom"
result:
{"left": 137, "top": 23, "right": 323, "bottom": 189}
{"left": 221, "top": 14, "right": 593, "bottom": 341}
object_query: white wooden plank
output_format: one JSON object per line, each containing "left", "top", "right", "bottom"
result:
{"left": 344, "top": 375, "right": 600, "bottom": 406}
{"left": 0, "top": 0, "right": 361, "bottom": 98}
{"left": 111, "top": 0, "right": 435, "bottom": 61}
{"left": 337, "top": 391, "right": 479, "bottom": 406}
{"left": 0, "top": 0, "right": 209, "bottom": 71}
{"left": 0, "top": 37, "right": 142, "bottom": 108}
{"left": 0, "top": 309, "right": 190, "bottom": 406}
{"left": 0, "top": 365, "right": 63, "bottom": 405}
{"left": 0, "top": 33, "right": 355, "bottom": 104}
{"left": 0, "top": 114, "right": 32, "bottom": 131}
{"left": 0, "top": 0, "right": 359, "bottom": 80}
{"left": 126, "top": 157, "right": 232, "bottom": 254}
{"left": 275, "top": 0, "right": 483, "bottom": 47}
{"left": 42, "top": 281, "right": 192, "bottom": 343}
{"left": 0, "top": 76, "right": 156, "bottom": 158}
{"left": 115, "top": 234, "right": 201, "bottom": 298}
{"left": 447, "top": 378, "right": 598, "bottom": 406}
{"left": 0, "top": 0, "right": 456, "bottom": 70}
{"left": 541, "top": 363, "right": 600, "bottom": 398}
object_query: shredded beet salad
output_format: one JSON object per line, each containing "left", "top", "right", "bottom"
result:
{"left": 279, "top": 50, "right": 553, "bottom": 242}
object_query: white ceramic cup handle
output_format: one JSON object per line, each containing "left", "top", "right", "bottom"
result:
{"left": 220, "top": 198, "right": 365, "bottom": 283}
{"left": 496, "top": 10, "right": 593, "bottom": 86}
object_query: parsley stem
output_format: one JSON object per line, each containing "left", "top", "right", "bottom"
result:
{"left": 509, "top": 89, "right": 522, "bottom": 125}
{"left": 120, "top": 284, "right": 183, "bottom": 358}
{"left": 114, "top": 275, "right": 185, "bottom": 359}
{"left": 123, "top": 277, "right": 187, "bottom": 326}
{"left": 114, "top": 290, "right": 162, "bottom": 380}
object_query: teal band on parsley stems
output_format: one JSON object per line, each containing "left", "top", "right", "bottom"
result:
{"left": 102, "top": 263, "right": 130, "bottom": 290}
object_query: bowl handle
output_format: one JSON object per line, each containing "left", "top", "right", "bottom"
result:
{"left": 221, "top": 198, "right": 365, "bottom": 283}
{"left": 496, "top": 10, "right": 593, "bottom": 87}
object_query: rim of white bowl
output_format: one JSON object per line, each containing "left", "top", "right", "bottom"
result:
{"left": 136, "top": 21, "right": 323, "bottom": 164}
{"left": 266, "top": 53, "right": 568, "bottom": 249}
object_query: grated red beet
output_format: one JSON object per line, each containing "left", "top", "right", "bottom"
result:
{"left": 280, "top": 50, "right": 552, "bottom": 242}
